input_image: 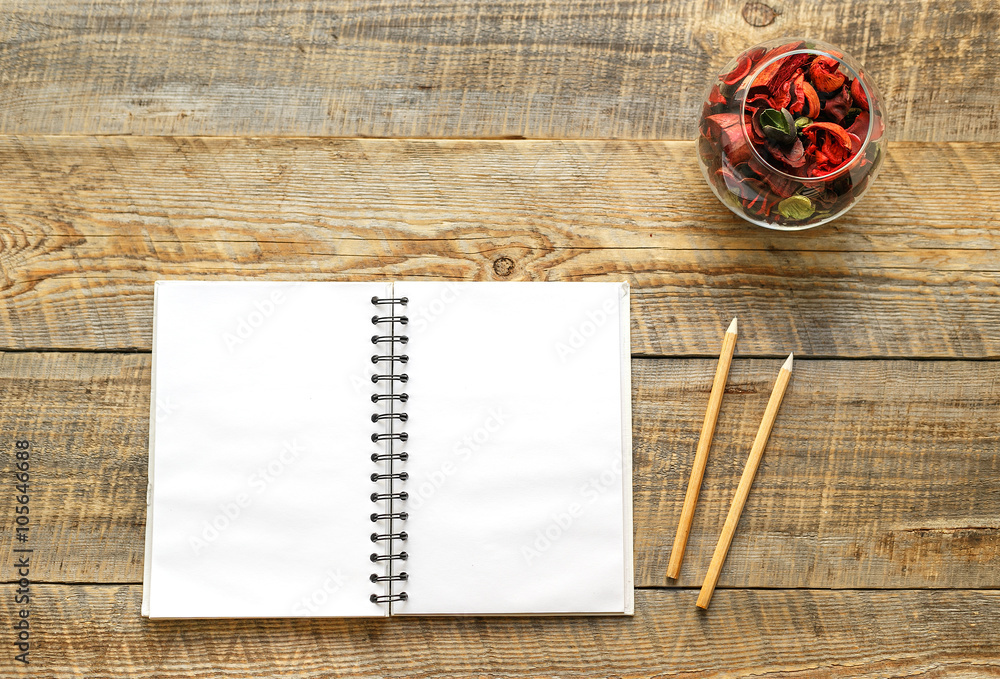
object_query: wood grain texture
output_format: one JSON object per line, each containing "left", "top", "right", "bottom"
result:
{"left": 0, "top": 0, "right": 997, "bottom": 140}
{"left": 2, "top": 586, "right": 998, "bottom": 678}
{"left": 0, "top": 136, "right": 997, "bottom": 357}
{"left": 1, "top": 352, "right": 996, "bottom": 589}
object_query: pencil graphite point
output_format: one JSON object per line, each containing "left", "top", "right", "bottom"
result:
{"left": 727, "top": 317, "right": 738, "bottom": 335}
{"left": 782, "top": 352, "right": 794, "bottom": 372}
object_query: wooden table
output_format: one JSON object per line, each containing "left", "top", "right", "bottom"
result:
{"left": 1, "top": 1, "right": 998, "bottom": 676}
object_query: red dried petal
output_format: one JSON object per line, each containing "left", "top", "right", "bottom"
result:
{"left": 704, "top": 113, "right": 751, "bottom": 165}
{"left": 847, "top": 132, "right": 863, "bottom": 156}
{"left": 723, "top": 54, "right": 753, "bottom": 87}
{"left": 747, "top": 154, "right": 769, "bottom": 178}
{"left": 801, "top": 82, "right": 820, "bottom": 118}
{"left": 760, "top": 41, "right": 806, "bottom": 64}
{"left": 740, "top": 177, "right": 782, "bottom": 216}
{"left": 814, "top": 188, "right": 841, "bottom": 209}
{"left": 789, "top": 72, "right": 806, "bottom": 114}
{"left": 822, "top": 84, "right": 853, "bottom": 122}
{"left": 850, "top": 77, "right": 869, "bottom": 111}
{"left": 745, "top": 46, "right": 768, "bottom": 65}
{"left": 789, "top": 73, "right": 821, "bottom": 119}
{"left": 771, "top": 76, "right": 793, "bottom": 110}
{"left": 869, "top": 113, "right": 885, "bottom": 141}
{"left": 708, "top": 84, "right": 727, "bottom": 106}
{"left": 846, "top": 110, "right": 870, "bottom": 150}
{"left": 768, "top": 138, "right": 807, "bottom": 169}
{"left": 809, "top": 56, "right": 846, "bottom": 93}
{"left": 752, "top": 53, "right": 813, "bottom": 98}
{"left": 716, "top": 166, "right": 740, "bottom": 195}
{"left": 748, "top": 107, "right": 767, "bottom": 144}
{"left": 802, "top": 122, "right": 855, "bottom": 175}
{"left": 821, "top": 134, "right": 851, "bottom": 165}
{"left": 763, "top": 171, "right": 800, "bottom": 199}
{"left": 758, "top": 149, "right": 805, "bottom": 197}
{"left": 745, "top": 89, "right": 776, "bottom": 118}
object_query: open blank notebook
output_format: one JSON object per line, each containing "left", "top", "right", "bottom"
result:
{"left": 142, "top": 281, "right": 633, "bottom": 618}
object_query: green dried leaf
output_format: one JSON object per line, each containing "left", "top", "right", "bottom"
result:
{"left": 794, "top": 116, "right": 812, "bottom": 131}
{"left": 761, "top": 108, "right": 790, "bottom": 134}
{"left": 761, "top": 108, "right": 797, "bottom": 146}
{"left": 778, "top": 195, "right": 815, "bottom": 221}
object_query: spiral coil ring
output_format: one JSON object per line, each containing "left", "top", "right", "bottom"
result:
{"left": 370, "top": 294, "right": 409, "bottom": 608}
{"left": 371, "top": 354, "right": 409, "bottom": 364}
{"left": 371, "top": 374, "right": 408, "bottom": 384}
{"left": 371, "top": 472, "right": 409, "bottom": 482}
{"left": 371, "top": 393, "right": 409, "bottom": 404}
{"left": 370, "top": 593, "right": 408, "bottom": 603}
{"left": 370, "top": 572, "right": 409, "bottom": 583}
{"left": 370, "top": 511, "right": 409, "bottom": 522}
{"left": 371, "top": 412, "right": 409, "bottom": 422}
{"left": 370, "top": 451, "right": 408, "bottom": 462}
{"left": 370, "top": 491, "right": 408, "bottom": 502}
{"left": 371, "top": 315, "right": 408, "bottom": 325}
{"left": 371, "top": 334, "right": 409, "bottom": 345}
{"left": 370, "top": 552, "right": 408, "bottom": 563}
{"left": 371, "top": 432, "right": 408, "bottom": 442}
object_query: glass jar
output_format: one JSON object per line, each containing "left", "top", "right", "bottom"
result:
{"left": 697, "top": 38, "right": 887, "bottom": 230}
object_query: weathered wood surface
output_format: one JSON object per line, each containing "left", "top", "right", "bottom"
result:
{"left": 0, "top": 0, "right": 997, "bottom": 140}
{"left": 1, "top": 2, "right": 998, "bottom": 674}
{"left": 1, "top": 352, "right": 996, "bottom": 589}
{"left": 0, "top": 136, "right": 997, "bottom": 357}
{"left": 2, "top": 586, "right": 998, "bottom": 677}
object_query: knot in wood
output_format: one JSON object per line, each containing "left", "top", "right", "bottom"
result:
{"left": 492, "top": 256, "right": 515, "bottom": 278}
{"left": 741, "top": 0, "right": 779, "bottom": 26}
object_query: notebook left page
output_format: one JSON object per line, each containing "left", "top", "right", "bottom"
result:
{"left": 143, "top": 281, "right": 390, "bottom": 618}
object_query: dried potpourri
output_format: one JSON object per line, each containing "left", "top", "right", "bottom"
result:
{"left": 697, "top": 39, "right": 886, "bottom": 230}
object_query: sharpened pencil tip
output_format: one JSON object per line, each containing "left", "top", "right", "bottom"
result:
{"left": 782, "top": 352, "right": 794, "bottom": 372}
{"left": 727, "top": 317, "right": 738, "bottom": 335}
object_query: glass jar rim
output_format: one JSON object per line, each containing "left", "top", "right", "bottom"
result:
{"left": 737, "top": 47, "right": 874, "bottom": 183}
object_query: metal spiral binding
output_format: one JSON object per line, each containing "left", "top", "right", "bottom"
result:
{"left": 371, "top": 451, "right": 408, "bottom": 462}
{"left": 369, "top": 294, "right": 409, "bottom": 607}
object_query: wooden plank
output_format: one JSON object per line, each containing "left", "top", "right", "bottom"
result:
{"left": 0, "top": 0, "right": 997, "bottom": 140}
{"left": 635, "top": 357, "right": 1000, "bottom": 588}
{"left": 0, "top": 136, "right": 997, "bottom": 357}
{"left": 0, "top": 352, "right": 996, "bottom": 589}
{"left": 2, "top": 586, "right": 998, "bottom": 677}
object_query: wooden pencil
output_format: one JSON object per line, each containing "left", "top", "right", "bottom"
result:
{"left": 696, "top": 352, "right": 794, "bottom": 610}
{"left": 666, "top": 317, "right": 738, "bottom": 580}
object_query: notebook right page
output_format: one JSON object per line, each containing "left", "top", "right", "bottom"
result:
{"left": 393, "top": 282, "right": 633, "bottom": 615}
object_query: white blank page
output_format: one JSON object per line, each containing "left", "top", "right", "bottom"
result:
{"left": 144, "top": 281, "right": 389, "bottom": 618}
{"left": 394, "top": 282, "right": 633, "bottom": 615}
